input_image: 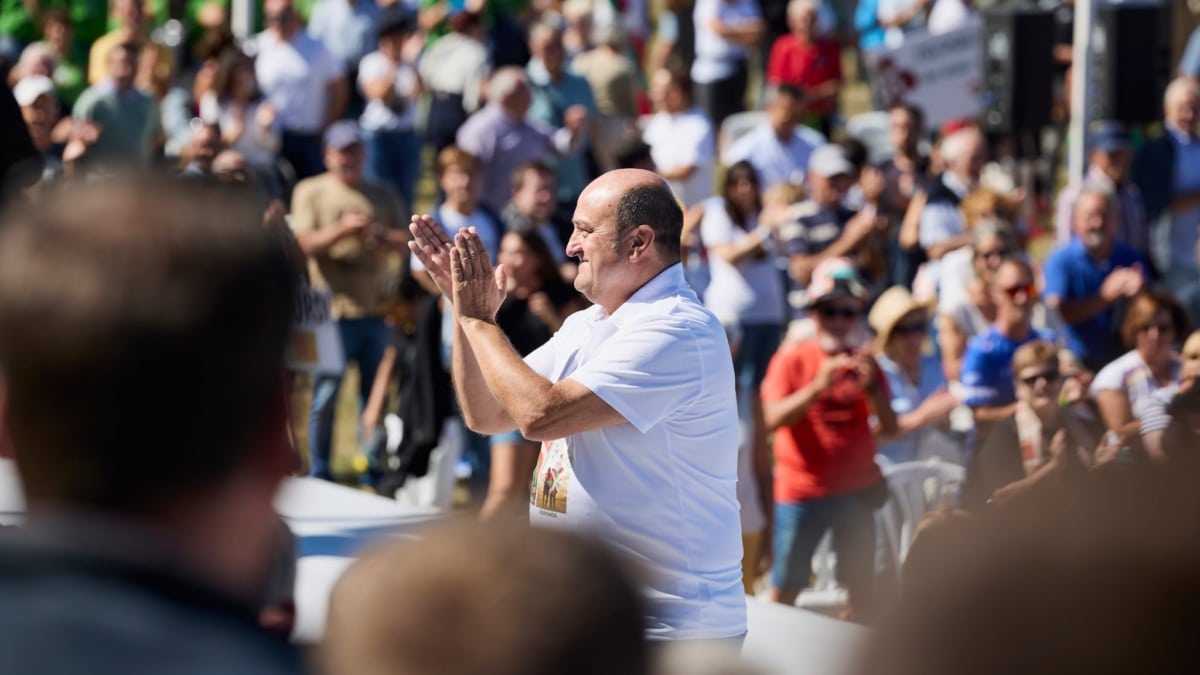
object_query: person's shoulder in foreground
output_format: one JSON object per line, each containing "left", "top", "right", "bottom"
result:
{"left": 0, "top": 523, "right": 302, "bottom": 675}
{"left": 0, "top": 174, "right": 304, "bottom": 675}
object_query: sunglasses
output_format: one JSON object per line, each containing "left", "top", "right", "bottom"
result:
{"left": 1019, "top": 369, "right": 1061, "bottom": 386}
{"left": 999, "top": 283, "right": 1036, "bottom": 299}
{"left": 818, "top": 306, "right": 861, "bottom": 320}
{"left": 976, "top": 248, "right": 1011, "bottom": 261}
{"left": 892, "top": 321, "right": 926, "bottom": 336}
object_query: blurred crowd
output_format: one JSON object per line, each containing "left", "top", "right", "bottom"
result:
{"left": 6, "top": 0, "right": 1200, "bottom": 625}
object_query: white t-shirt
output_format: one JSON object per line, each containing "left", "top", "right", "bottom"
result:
{"left": 357, "top": 51, "right": 419, "bottom": 132}
{"left": 936, "top": 246, "right": 975, "bottom": 315}
{"left": 1090, "top": 350, "right": 1181, "bottom": 422}
{"left": 698, "top": 197, "right": 786, "bottom": 325}
{"left": 723, "top": 124, "right": 826, "bottom": 191}
{"left": 691, "top": 0, "right": 761, "bottom": 84}
{"left": 253, "top": 30, "right": 344, "bottom": 133}
{"left": 642, "top": 108, "right": 716, "bottom": 208}
{"left": 524, "top": 264, "right": 747, "bottom": 640}
{"left": 198, "top": 93, "right": 281, "bottom": 170}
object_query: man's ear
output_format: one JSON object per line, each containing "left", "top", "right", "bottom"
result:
{"left": 629, "top": 224, "right": 655, "bottom": 259}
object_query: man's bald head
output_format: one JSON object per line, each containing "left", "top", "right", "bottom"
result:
{"left": 582, "top": 169, "right": 682, "bottom": 262}
{"left": 1164, "top": 77, "right": 1199, "bottom": 134}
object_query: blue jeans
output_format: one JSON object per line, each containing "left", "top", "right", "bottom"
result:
{"left": 307, "top": 317, "right": 390, "bottom": 480}
{"left": 732, "top": 322, "right": 783, "bottom": 392}
{"left": 773, "top": 488, "right": 878, "bottom": 603}
{"left": 362, "top": 127, "right": 421, "bottom": 212}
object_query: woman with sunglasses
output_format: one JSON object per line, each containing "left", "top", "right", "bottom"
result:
{"left": 1090, "top": 290, "right": 1192, "bottom": 448}
{"left": 869, "top": 286, "right": 962, "bottom": 464}
{"left": 962, "top": 340, "right": 1105, "bottom": 511}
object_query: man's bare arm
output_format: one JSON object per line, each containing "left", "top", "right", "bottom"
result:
{"left": 459, "top": 318, "right": 627, "bottom": 440}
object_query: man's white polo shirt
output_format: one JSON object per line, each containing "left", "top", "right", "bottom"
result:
{"left": 524, "top": 263, "right": 747, "bottom": 640}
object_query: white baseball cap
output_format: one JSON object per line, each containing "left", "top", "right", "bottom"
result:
{"left": 13, "top": 75, "right": 55, "bottom": 107}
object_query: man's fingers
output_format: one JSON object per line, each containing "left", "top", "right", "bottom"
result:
{"left": 449, "top": 245, "right": 465, "bottom": 282}
{"left": 454, "top": 230, "right": 475, "bottom": 279}
{"left": 494, "top": 262, "right": 507, "bottom": 292}
{"left": 467, "top": 229, "right": 490, "bottom": 278}
{"left": 410, "top": 214, "right": 453, "bottom": 249}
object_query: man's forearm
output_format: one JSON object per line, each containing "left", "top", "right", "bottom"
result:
{"left": 451, "top": 317, "right": 515, "bottom": 434}
{"left": 763, "top": 382, "right": 823, "bottom": 430}
{"left": 1054, "top": 294, "right": 1111, "bottom": 325}
{"left": 296, "top": 225, "right": 347, "bottom": 256}
{"left": 971, "top": 402, "right": 1018, "bottom": 424}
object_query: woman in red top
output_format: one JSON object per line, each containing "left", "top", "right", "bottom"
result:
{"left": 766, "top": 0, "right": 843, "bottom": 138}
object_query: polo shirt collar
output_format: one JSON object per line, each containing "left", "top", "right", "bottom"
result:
{"left": 604, "top": 263, "right": 690, "bottom": 327}
{"left": 1167, "top": 123, "right": 1197, "bottom": 146}
{"left": 527, "top": 59, "right": 553, "bottom": 86}
{"left": 943, "top": 171, "right": 970, "bottom": 199}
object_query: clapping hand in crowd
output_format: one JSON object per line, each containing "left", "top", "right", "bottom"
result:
{"left": 62, "top": 120, "right": 101, "bottom": 176}
{"left": 338, "top": 207, "right": 374, "bottom": 240}
{"left": 1099, "top": 264, "right": 1145, "bottom": 303}
{"left": 563, "top": 104, "right": 588, "bottom": 135}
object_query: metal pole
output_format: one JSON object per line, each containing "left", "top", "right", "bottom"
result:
{"left": 231, "top": 0, "right": 253, "bottom": 41}
{"left": 1067, "top": 0, "right": 1094, "bottom": 181}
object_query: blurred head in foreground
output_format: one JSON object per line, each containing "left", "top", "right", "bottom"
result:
{"left": 862, "top": 439, "right": 1200, "bottom": 675}
{"left": 0, "top": 175, "right": 299, "bottom": 597}
{"left": 323, "top": 519, "right": 648, "bottom": 675}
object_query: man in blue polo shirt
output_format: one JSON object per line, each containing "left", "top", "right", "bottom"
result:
{"left": 1043, "top": 182, "right": 1147, "bottom": 371}
{"left": 960, "top": 258, "right": 1056, "bottom": 436}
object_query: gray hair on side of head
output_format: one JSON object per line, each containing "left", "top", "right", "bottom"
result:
{"left": 971, "top": 216, "right": 1016, "bottom": 249}
{"left": 1077, "top": 178, "right": 1118, "bottom": 217}
{"left": 487, "top": 66, "right": 528, "bottom": 104}
{"left": 1165, "top": 76, "right": 1200, "bottom": 108}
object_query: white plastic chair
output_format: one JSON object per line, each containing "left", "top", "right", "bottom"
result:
{"left": 878, "top": 459, "right": 966, "bottom": 569}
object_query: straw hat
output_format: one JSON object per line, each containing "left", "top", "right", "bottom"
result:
{"left": 868, "top": 286, "right": 931, "bottom": 351}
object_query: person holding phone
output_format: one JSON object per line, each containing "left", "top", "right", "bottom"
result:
{"left": 760, "top": 257, "right": 897, "bottom": 621}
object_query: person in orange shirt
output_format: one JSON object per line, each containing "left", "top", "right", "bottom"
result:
{"left": 761, "top": 257, "right": 897, "bottom": 620}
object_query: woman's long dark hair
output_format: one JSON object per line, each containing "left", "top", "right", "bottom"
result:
{"left": 211, "top": 47, "right": 258, "bottom": 103}
{"left": 506, "top": 229, "right": 563, "bottom": 295}
{"left": 723, "top": 160, "right": 761, "bottom": 230}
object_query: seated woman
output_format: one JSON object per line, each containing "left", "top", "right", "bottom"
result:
{"left": 869, "top": 286, "right": 962, "bottom": 465}
{"left": 1137, "top": 330, "right": 1200, "bottom": 461}
{"left": 1091, "top": 290, "right": 1191, "bottom": 444}
{"left": 962, "top": 340, "right": 1105, "bottom": 511}
{"left": 482, "top": 229, "right": 587, "bottom": 518}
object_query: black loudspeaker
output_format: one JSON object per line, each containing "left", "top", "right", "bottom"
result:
{"left": 1090, "top": 1, "right": 1171, "bottom": 125}
{"left": 979, "top": 6, "right": 1056, "bottom": 134}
